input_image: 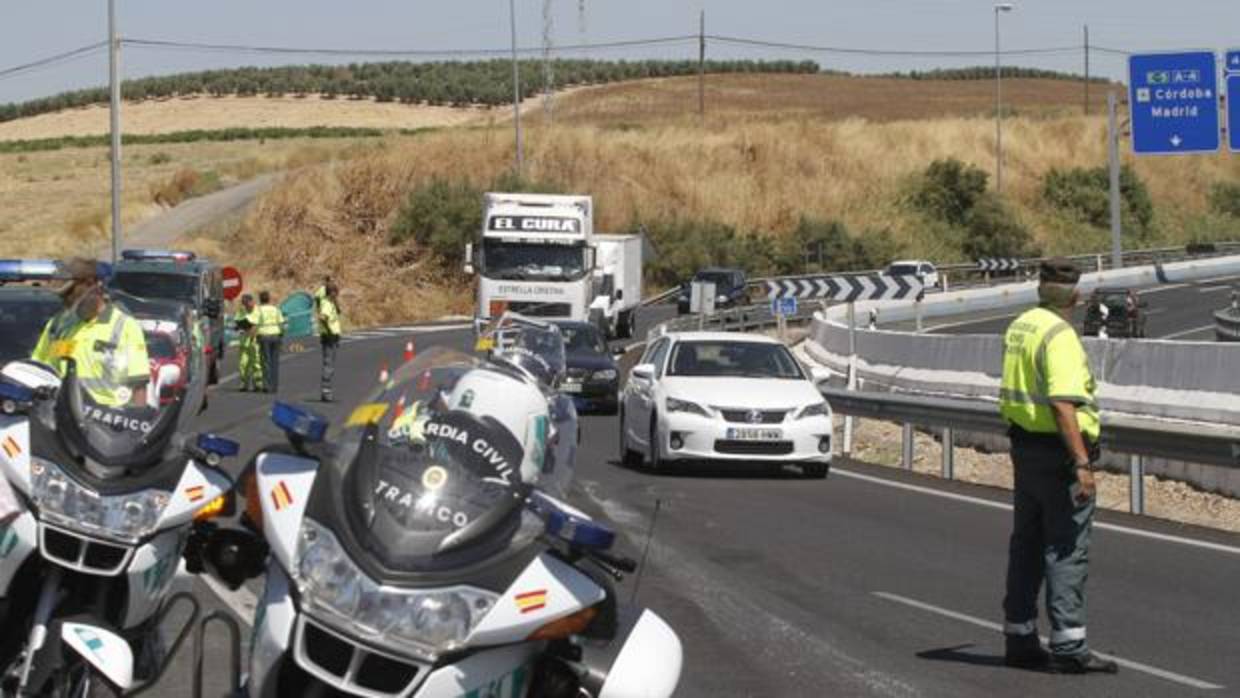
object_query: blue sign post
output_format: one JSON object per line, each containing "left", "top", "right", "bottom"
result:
{"left": 1128, "top": 51, "right": 1220, "bottom": 155}
{"left": 770, "top": 296, "right": 797, "bottom": 317}
{"left": 1229, "top": 75, "right": 1240, "bottom": 152}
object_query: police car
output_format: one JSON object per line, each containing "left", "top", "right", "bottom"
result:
{"left": 108, "top": 250, "right": 226, "bottom": 383}
{"left": 0, "top": 260, "right": 72, "bottom": 365}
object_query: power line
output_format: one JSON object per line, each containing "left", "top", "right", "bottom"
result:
{"left": 709, "top": 34, "right": 1082, "bottom": 58}
{"left": 0, "top": 41, "right": 108, "bottom": 82}
{"left": 121, "top": 35, "right": 698, "bottom": 59}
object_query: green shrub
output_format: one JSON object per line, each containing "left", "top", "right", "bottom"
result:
{"left": 962, "top": 194, "right": 1037, "bottom": 259}
{"left": 147, "top": 151, "right": 173, "bottom": 165}
{"left": 1041, "top": 165, "right": 1154, "bottom": 237}
{"left": 1208, "top": 181, "right": 1240, "bottom": 218}
{"left": 910, "top": 159, "right": 989, "bottom": 226}
{"left": 785, "top": 217, "right": 900, "bottom": 273}
{"left": 389, "top": 171, "right": 564, "bottom": 269}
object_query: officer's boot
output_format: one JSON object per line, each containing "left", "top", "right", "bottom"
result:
{"left": 1048, "top": 652, "right": 1118, "bottom": 674}
{"left": 1004, "top": 634, "right": 1049, "bottom": 669}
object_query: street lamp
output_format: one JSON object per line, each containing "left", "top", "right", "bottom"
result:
{"left": 994, "top": 3, "right": 1014, "bottom": 194}
{"left": 509, "top": 0, "right": 524, "bottom": 176}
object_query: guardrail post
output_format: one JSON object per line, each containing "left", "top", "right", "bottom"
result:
{"left": 843, "top": 302, "right": 858, "bottom": 455}
{"left": 901, "top": 423, "right": 914, "bottom": 469}
{"left": 941, "top": 428, "right": 955, "bottom": 480}
{"left": 1129, "top": 455, "right": 1145, "bottom": 515}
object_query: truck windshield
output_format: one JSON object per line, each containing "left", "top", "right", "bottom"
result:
{"left": 482, "top": 240, "right": 587, "bottom": 281}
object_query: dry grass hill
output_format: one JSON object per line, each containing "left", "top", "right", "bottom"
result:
{"left": 3, "top": 72, "right": 1237, "bottom": 326}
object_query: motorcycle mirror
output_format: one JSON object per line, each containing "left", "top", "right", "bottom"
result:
{"left": 204, "top": 527, "right": 268, "bottom": 590}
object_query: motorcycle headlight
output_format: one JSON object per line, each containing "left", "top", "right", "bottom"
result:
{"left": 294, "top": 518, "right": 498, "bottom": 660}
{"left": 796, "top": 402, "right": 831, "bottom": 420}
{"left": 665, "top": 397, "right": 712, "bottom": 418}
{"left": 592, "top": 369, "right": 618, "bottom": 381}
{"left": 30, "top": 458, "right": 170, "bottom": 544}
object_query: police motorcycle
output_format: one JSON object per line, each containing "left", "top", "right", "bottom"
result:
{"left": 0, "top": 283, "right": 242, "bottom": 696}
{"left": 198, "top": 334, "right": 683, "bottom": 698}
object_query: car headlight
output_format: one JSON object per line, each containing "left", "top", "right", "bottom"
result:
{"left": 666, "top": 397, "right": 711, "bottom": 418}
{"left": 796, "top": 402, "right": 831, "bottom": 420}
{"left": 30, "top": 458, "right": 170, "bottom": 544}
{"left": 592, "top": 369, "right": 617, "bottom": 381}
{"left": 294, "top": 518, "right": 498, "bottom": 660}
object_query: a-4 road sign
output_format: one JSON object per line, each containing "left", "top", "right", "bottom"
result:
{"left": 1128, "top": 51, "right": 1220, "bottom": 155}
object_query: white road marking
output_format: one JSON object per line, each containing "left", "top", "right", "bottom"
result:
{"left": 832, "top": 467, "right": 1240, "bottom": 556}
{"left": 1158, "top": 324, "right": 1218, "bottom": 340}
{"left": 922, "top": 312, "right": 1019, "bottom": 333}
{"left": 872, "top": 591, "right": 1225, "bottom": 691}
{"left": 1198, "top": 285, "right": 1233, "bottom": 294}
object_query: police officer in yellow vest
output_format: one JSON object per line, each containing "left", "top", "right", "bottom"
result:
{"left": 235, "top": 293, "right": 264, "bottom": 392}
{"left": 31, "top": 258, "right": 150, "bottom": 407}
{"left": 256, "top": 290, "right": 286, "bottom": 394}
{"left": 317, "top": 282, "right": 342, "bottom": 402}
{"left": 999, "top": 258, "right": 1117, "bottom": 675}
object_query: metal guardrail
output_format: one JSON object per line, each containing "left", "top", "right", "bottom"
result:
{"left": 651, "top": 302, "right": 818, "bottom": 337}
{"left": 1216, "top": 307, "right": 1240, "bottom": 342}
{"left": 820, "top": 386, "right": 1240, "bottom": 515}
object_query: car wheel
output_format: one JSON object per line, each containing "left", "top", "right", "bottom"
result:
{"left": 619, "top": 408, "right": 641, "bottom": 468}
{"left": 647, "top": 411, "right": 663, "bottom": 473}
{"left": 802, "top": 462, "right": 829, "bottom": 479}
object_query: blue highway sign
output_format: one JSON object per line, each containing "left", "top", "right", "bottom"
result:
{"left": 1128, "top": 51, "right": 1220, "bottom": 155}
{"left": 1227, "top": 50, "right": 1240, "bottom": 73}
{"left": 771, "top": 296, "right": 798, "bottom": 317}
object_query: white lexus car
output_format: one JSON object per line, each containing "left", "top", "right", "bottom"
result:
{"left": 619, "top": 331, "right": 833, "bottom": 477}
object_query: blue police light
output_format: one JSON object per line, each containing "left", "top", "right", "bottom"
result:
{"left": 270, "top": 402, "right": 327, "bottom": 443}
{"left": 529, "top": 493, "right": 616, "bottom": 550}
{"left": 0, "top": 381, "right": 34, "bottom": 415}
{"left": 197, "top": 433, "right": 240, "bottom": 459}
{"left": 0, "top": 259, "right": 60, "bottom": 282}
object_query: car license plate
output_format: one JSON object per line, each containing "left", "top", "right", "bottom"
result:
{"left": 562, "top": 382, "right": 583, "bottom": 394}
{"left": 726, "top": 427, "right": 782, "bottom": 441}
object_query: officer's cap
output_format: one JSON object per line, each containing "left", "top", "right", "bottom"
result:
{"left": 1039, "top": 257, "right": 1080, "bottom": 285}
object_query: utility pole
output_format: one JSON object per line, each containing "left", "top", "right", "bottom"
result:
{"left": 1083, "top": 25, "right": 1090, "bottom": 115}
{"left": 108, "top": 0, "right": 122, "bottom": 265}
{"left": 993, "top": 4, "right": 1013, "bottom": 194}
{"left": 509, "top": 0, "right": 524, "bottom": 176}
{"left": 1108, "top": 90, "right": 1122, "bottom": 269}
{"left": 698, "top": 10, "right": 705, "bottom": 119}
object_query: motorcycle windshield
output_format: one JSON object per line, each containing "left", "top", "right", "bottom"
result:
{"left": 333, "top": 347, "right": 533, "bottom": 570}
{"left": 482, "top": 314, "right": 567, "bottom": 389}
{"left": 41, "top": 305, "right": 205, "bottom": 475}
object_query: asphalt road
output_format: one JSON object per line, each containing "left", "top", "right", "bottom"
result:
{"left": 167, "top": 305, "right": 1239, "bottom": 697}
{"left": 882, "top": 276, "right": 1240, "bottom": 340}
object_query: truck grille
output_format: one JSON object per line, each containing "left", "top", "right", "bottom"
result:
{"left": 39, "top": 524, "right": 133, "bottom": 576}
{"left": 505, "top": 301, "right": 571, "bottom": 318}
{"left": 295, "top": 616, "right": 427, "bottom": 697}
{"left": 714, "top": 440, "right": 795, "bottom": 456}
{"left": 717, "top": 409, "right": 788, "bottom": 424}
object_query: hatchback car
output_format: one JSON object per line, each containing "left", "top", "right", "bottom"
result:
{"left": 676, "top": 268, "right": 749, "bottom": 315}
{"left": 886, "top": 260, "right": 939, "bottom": 290}
{"left": 620, "top": 331, "right": 832, "bottom": 477}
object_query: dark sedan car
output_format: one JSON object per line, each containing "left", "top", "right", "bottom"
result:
{"left": 555, "top": 321, "right": 619, "bottom": 413}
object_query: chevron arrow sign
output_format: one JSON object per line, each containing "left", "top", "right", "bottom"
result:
{"left": 977, "top": 257, "right": 1021, "bottom": 272}
{"left": 765, "top": 274, "right": 923, "bottom": 302}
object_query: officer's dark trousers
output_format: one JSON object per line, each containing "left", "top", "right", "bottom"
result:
{"left": 1003, "top": 429, "right": 1095, "bottom": 657}
{"left": 259, "top": 336, "right": 282, "bottom": 393}
{"left": 320, "top": 334, "right": 338, "bottom": 399}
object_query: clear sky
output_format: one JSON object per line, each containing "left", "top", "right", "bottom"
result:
{"left": 1, "top": 1, "right": 1237, "bottom": 103}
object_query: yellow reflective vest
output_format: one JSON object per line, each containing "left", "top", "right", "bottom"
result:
{"left": 999, "top": 306, "right": 1100, "bottom": 441}
{"left": 256, "top": 304, "right": 285, "bottom": 337}
{"left": 318, "top": 297, "right": 342, "bottom": 337}
{"left": 31, "top": 305, "right": 150, "bottom": 407}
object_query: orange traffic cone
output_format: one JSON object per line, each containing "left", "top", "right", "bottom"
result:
{"left": 378, "top": 362, "right": 390, "bottom": 384}
{"left": 393, "top": 395, "right": 406, "bottom": 419}
{"left": 403, "top": 340, "right": 415, "bottom": 363}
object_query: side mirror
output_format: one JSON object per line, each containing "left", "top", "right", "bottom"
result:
{"left": 464, "top": 243, "right": 475, "bottom": 275}
{"left": 809, "top": 366, "right": 832, "bottom": 387}
{"left": 630, "top": 364, "right": 655, "bottom": 382}
{"left": 615, "top": 289, "right": 623, "bottom": 301}
{"left": 203, "top": 299, "right": 222, "bottom": 319}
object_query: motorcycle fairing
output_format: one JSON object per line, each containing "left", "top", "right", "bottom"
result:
{"left": 467, "top": 552, "right": 605, "bottom": 647}
{"left": 249, "top": 562, "right": 297, "bottom": 698}
{"left": 155, "top": 459, "right": 234, "bottom": 529}
{"left": 120, "top": 527, "right": 185, "bottom": 628}
{"left": 595, "top": 609, "right": 683, "bottom": 698}
{"left": 60, "top": 621, "right": 135, "bottom": 691}
{"left": 0, "top": 510, "right": 37, "bottom": 596}
{"left": 415, "top": 643, "right": 536, "bottom": 698}
{"left": 0, "top": 415, "right": 32, "bottom": 496}
{"left": 254, "top": 452, "right": 319, "bottom": 573}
